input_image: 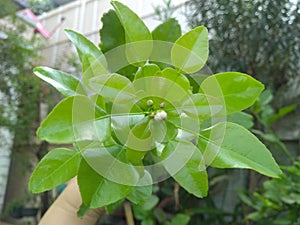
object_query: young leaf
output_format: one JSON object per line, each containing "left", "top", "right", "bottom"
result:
{"left": 133, "top": 69, "right": 191, "bottom": 105}
{"left": 65, "top": 29, "right": 107, "bottom": 88}
{"left": 29, "top": 148, "right": 80, "bottom": 193}
{"left": 78, "top": 158, "right": 132, "bottom": 208}
{"left": 180, "top": 93, "right": 223, "bottom": 120}
{"left": 198, "top": 122, "right": 282, "bottom": 178}
{"left": 151, "top": 19, "right": 181, "bottom": 69}
{"left": 99, "top": 9, "right": 125, "bottom": 53}
{"left": 200, "top": 72, "right": 264, "bottom": 115}
{"left": 134, "top": 64, "right": 161, "bottom": 80}
{"left": 99, "top": 9, "right": 138, "bottom": 80}
{"left": 162, "top": 141, "right": 208, "bottom": 198}
{"left": 89, "top": 73, "right": 135, "bottom": 103}
{"left": 33, "top": 66, "right": 86, "bottom": 97}
{"left": 152, "top": 18, "right": 181, "bottom": 42}
{"left": 37, "top": 96, "right": 109, "bottom": 143}
{"left": 171, "top": 26, "right": 208, "bottom": 74}
{"left": 111, "top": 1, "right": 152, "bottom": 65}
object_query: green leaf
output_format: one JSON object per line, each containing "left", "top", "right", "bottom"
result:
{"left": 171, "top": 26, "right": 209, "bottom": 74}
{"left": 99, "top": 9, "right": 137, "bottom": 80}
{"left": 132, "top": 195, "right": 159, "bottom": 219}
{"left": 105, "top": 198, "right": 125, "bottom": 214}
{"left": 169, "top": 214, "right": 191, "bottom": 225}
{"left": 151, "top": 19, "right": 181, "bottom": 69}
{"left": 29, "top": 148, "right": 80, "bottom": 193}
{"left": 142, "top": 219, "right": 156, "bottom": 225}
{"left": 111, "top": 1, "right": 152, "bottom": 65}
{"left": 77, "top": 203, "right": 91, "bottom": 218}
{"left": 134, "top": 64, "right": 161, "bottom": 80}
{"left": 89, "top": 73, "right": 135, "bottom": 104}
{"left": 126, "top": 118, "right": 153, "bottom": 164}
{"left": 37, "top": 95, "right": 109, "bottom": 143}
{"left": 64, "top": 29, "right": 107, "bottom": 88}
{"left": 180, "top": 93, "right": 223, "bottom": 120}
{"left": 33, "top": 66, "right": 86, "bottom": 97}
{"left": 99, "top": 9, "right": 125, "bottom": 53}
{"left": 127, "top": 184, "right": 152, "bottom": 205}
{"left": 198, "top": 122, "right": 282, "bottom": 178}
{"left": 200, "top": 72, "right": 264, "bottom": 114}
{"left": 78, "top": 158, "right": 132, "bottom": 208}
{"left": 133, "top": 68, "right": 190, "bottom": 105}
{"left": 80, "top": 142, "right": 140, "bottom": 186}
{"left": 268, "top": 105, "right": 296, "bottom": 124}
{"left": 227, "top": 112, "right": 254, "bottom": 129}
{"left": 152, "top": 18, "right": 181, "bottom": 42}
{"left": 162, "top": 141, "right": 208, "bottom": 198}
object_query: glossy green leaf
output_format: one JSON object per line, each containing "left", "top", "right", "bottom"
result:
{"left": 227, "top": 112, "right": 254, "bottom": 129}
{"left": 80, "top": 141, "right": 140, "bottom": 186}
{"left": 133, "top": 69, "right": 190, "bottom": 105}
{"left": 171, "top": 26, "right": 208, "bottom": 74}
{"left": 78, "top": 158, "right": 132, "bottom": 208}
{"left": 162, "top": 141, "right": 208, "bottom": 197}
{"left": 126, "top": 118, "right": 153, "bottom": 164}
{"left": 152, "top": 18, "right": 181, "bottom": 42}
{"left": 99, "top": 9, "right": 137, "bottom": 80}
{"left": 105, "top": 199, "right": 125, "bottom": 213}
{"left": 151, "top": 19, "right": 181, "bottom": 69}
{"left": 132, "top": 195, "right": 159, "bottom": 219}
{"left": 65, "top": 29, "right": 107, "bottom": 87}
{"left": 77, "top": 203, "right": 91, "bottom": 218}
{"left": 33, "top": 66, "right": 86, "bottom": 97}
{"left": 127, "top": 173, "right": 152, "bottom": 204}
{"left": 89, "top": 73, "right": 135, "bottom": 103}
{"left": 29, "top": 148, "right": 80, "bottom": 193}
{"left": 111, "top": 1, "right": 152, "bottom": 65}
{"left": 200, "top": 72, "right": 264, "bottom": 114}
{"left": 180, "top": 93, "right": 223, "bottom": 120}
{"left": 99, "top": 9, "right": 125, "bottom": 53}
{"left": 149, "top": 119, "right": 178, "bottom": 143}
{"left": 37, "top": 96, "right": 109, "bottom": 143}
{"left": 134, "top": 64, "right": 160, "bottom": 80}
{"left": 198, "top": 122, "right": 282, "bottom": 178}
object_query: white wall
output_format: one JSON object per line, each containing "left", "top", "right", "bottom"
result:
{"left": 0, "top": 128, "right": 13, "bottom": 213}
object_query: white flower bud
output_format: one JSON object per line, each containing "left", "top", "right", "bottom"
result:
{"left": 147, "top": 99, "right": 153, "bottom": 106}
{"left": 159, "top": 102, "right": 166, "bottom": 108}
{"left": 154, "top": 110, "right": 167, "bottom": 121}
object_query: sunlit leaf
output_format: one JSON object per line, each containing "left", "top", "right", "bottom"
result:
{"left": 111, "top": 1, "right": 152, "bottom": 65}
{"left": 33, "top": 66, "right": 86, "bottom": 97}
{"left": 37, "top": 96, "right": 109, "bottom": 143}
{"left": 65, "top": 29, "right": 107, "bottom": 88}
{"left": 200, "top": 72, "right": 264, "bottom": 114}
{"left": 78, "top": 158, "right": 132, "bottom": 208}
{"left": 171, "top": 26, "right": 208, "bottom": 74}
{"left": 29, "top": 148, "right": 80, "bottom": 193}
{"left": 198, "top": 122, "right": 282, "bottom": 178}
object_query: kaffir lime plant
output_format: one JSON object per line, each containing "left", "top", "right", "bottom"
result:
{"left": 29, "top": 1, "right": 282, "bottom": 215}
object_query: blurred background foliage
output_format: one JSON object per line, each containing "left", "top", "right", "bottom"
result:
{"left": 185, "top": 0, "right": 300, "bottom": 108}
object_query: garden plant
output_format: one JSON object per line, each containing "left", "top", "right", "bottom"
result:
{"left": 29, "top": 1, "right": 282, "bottom": 223}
